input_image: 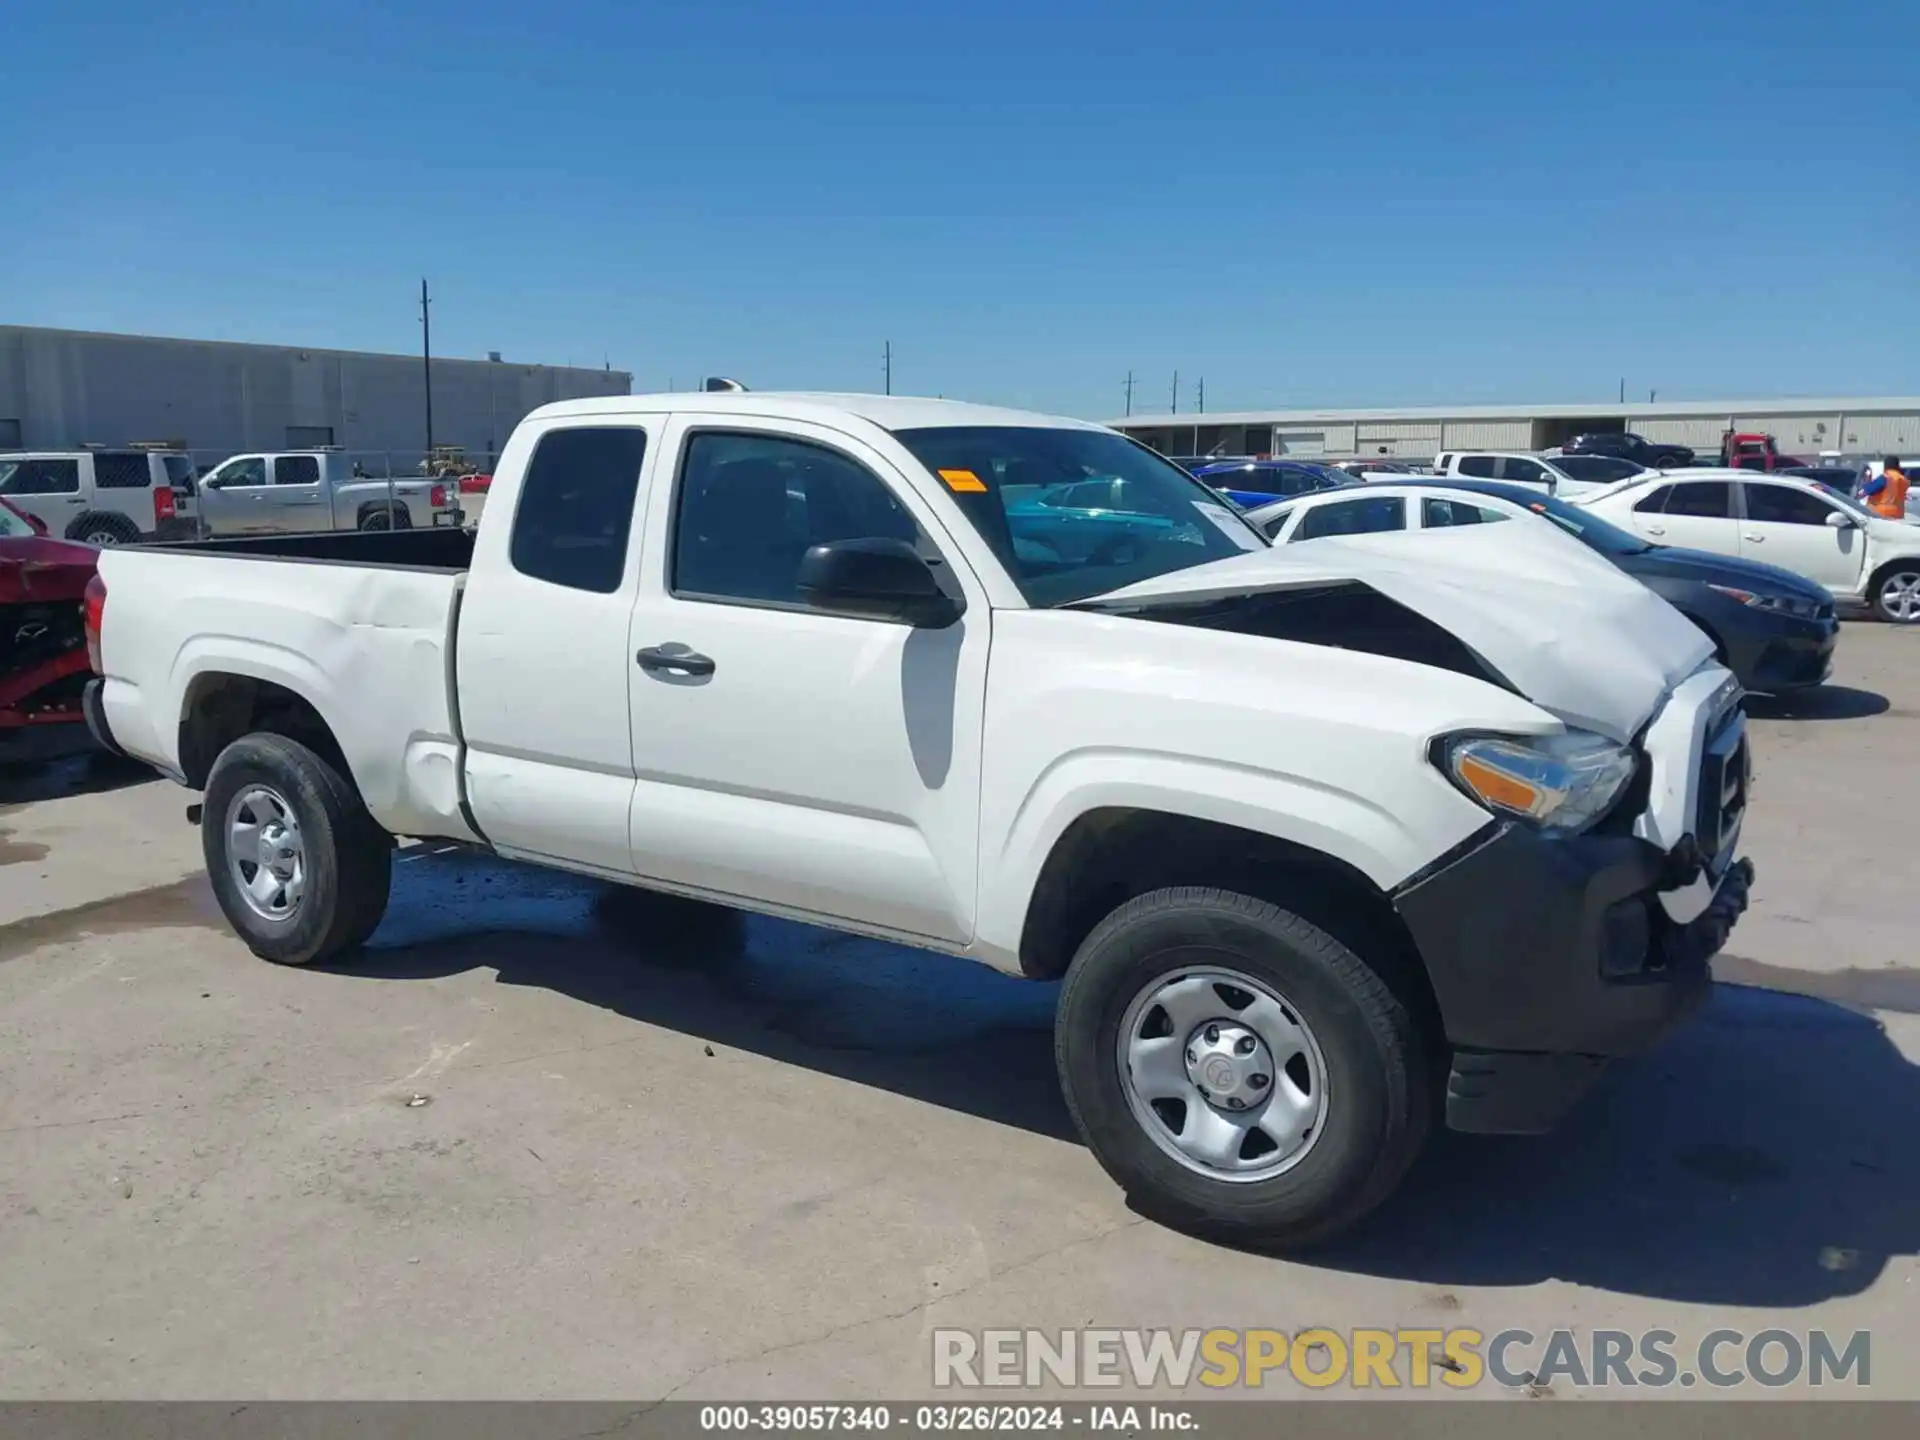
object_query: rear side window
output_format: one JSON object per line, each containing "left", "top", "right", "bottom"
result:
{"left": 1291, "top": 496, "right": 1406, "bottom": 541}
{"left": 509, "top": 426, "right": 648, "bottom": 593}
{"left": 1422, "top": 498, "right": 1510, "bottom": 528}
{"left": 1456, "top": 455, "right": 1499, "bottom": 479}
{"left": 1665, "top": 481, "right": 1733, "bottom": 518}
{"left": 0, "top": 458, "right": 80, "bottom": 494}
{"left": 163, "top": 455, "right": 198, "bottom": 492}
{"left": 94, "top": 453, "right": 153, "bottom": 488}
{"left": 274, "top": 456, "right": 321, "bottom": 486}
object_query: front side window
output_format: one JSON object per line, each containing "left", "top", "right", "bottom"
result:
{"left": 1632, "top": 484, "right": 1673, "bottom": 514}
{"left": 1291, "top": 495, "right": 1406, "bottom": 541}
{"left": 273, "top": 456, "right": 321, "bottom": 486}
{"left": 0, "top": 458, "right": 81, "bottom": 495}
{"left": 1456, "top": 455, "right": 1499, "bottom": 479}
{"left": 892, "top": 426, "right": 1261, "bottom": 607}
{"left": 509, "top": 426, "right": 648, "bottom": 593}
{"left": 1665, "top": 481, "right": 1734, "bottom": 518}
{"left": 211, "top": 458, "right": 267, "bottom": 488}
{"left": 673, "top": 431, "right": 921, "bottom": 607}
{"left": 1743, "top": 483, "right": 1837, "bottom": 526}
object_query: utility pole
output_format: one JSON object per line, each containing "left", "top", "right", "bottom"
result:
{"left": 420, "top": 279, "right": 434, "bottom": 458}
{"left": 1197, "top": 377, "right": 1206, "bottom": 414}
{"left": 1618, "top": 377, "right": 1625, "bottom": 404}
{"left": 1649, "top": 389, "right": 1657, "bottom": 403}
{"left": 1124, "top": 371, "right": 1135, "bottom": 417}
{"left": 883, "top": 341, "right": 892, "bottom": 396}
{"left": 1171, "top": 370, "right": 1179, "bottom": 415}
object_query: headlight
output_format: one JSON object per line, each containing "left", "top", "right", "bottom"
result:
{"left": 1435, "top": 730, "right": 1638, "bottom": 832}
{"left": 1706, "top": 583, "right": 1821, "bottom": 619}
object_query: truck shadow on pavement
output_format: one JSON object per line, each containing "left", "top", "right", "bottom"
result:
{"left": 1743, "top": 685, "right": 1889, "bottom": 721}
{"left": 343, "top": 849, "right": 1918, "bottom": 1307}
{"left": 1308, "top": 983, "right": 1920, "bottom": 1306}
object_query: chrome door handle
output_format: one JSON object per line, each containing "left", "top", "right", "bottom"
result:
{"left": 1644, "top": 525, "right": 1666, "bottom": 536}
{"left": 1744, "top": 533, "right": 1764, "bottom": 542}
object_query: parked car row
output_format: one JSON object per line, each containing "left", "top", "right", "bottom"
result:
{"left": 1244, "top": 480, "right": 1838, "bottom": 692}
{"left": 0, "top": 446, "right": 464, "bottom": 544}
{"left": 1572, "top": 470, "right": 1920, "bottom": 624}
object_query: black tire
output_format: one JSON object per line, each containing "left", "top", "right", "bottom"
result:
{"left": 1056, "top": 886, "right": 1432, "bottom": 1249}
{"left": 358, "top": 507, "right": 393, "bottom": 531}
{"left": 67, "top": 512, "right": 141, "bottom": 546}
{"left": 1869, "top": 561, "right": 1920, "bottom": 625}
{"left": 202, "top": 733, "right": 393, "bottom": 965}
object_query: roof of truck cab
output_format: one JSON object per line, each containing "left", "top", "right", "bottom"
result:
{"left": 525, "top": 392, "right": 1111, "bottom": 434}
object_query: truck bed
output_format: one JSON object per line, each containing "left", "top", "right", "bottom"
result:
{"left": 93, "top": 536, "right": 479, "bottom": 844}
{"left": 136, "top": 526, "right": 476, "bottom": 572}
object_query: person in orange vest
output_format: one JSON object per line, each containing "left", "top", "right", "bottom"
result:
{"left": 1861, "top": 455, "right": 1910, "bottom": 519}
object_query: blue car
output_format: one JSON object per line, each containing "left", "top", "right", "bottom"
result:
{"left": 1188, "top": 460, "right": 1355, "bottom": 510}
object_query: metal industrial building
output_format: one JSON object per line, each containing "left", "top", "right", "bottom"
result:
{"left": 0, "top": 324, "right": 632, "bottom": 467}
{"left": 1113, "top": 397, "right": 1920, "bottom": 464}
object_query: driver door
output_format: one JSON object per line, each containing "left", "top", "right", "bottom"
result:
{"left": 1738, "top": 481, "right": 1866, "bottom": 591}
{"left": 623, "top": 416, "right": 990, "bottom": 944}
{"left": 199, "top": 457, "right": 269, "bottom": 534}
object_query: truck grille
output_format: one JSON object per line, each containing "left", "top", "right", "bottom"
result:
{"left": 1694, "top": 706, "right": 1749, "bottom": 864}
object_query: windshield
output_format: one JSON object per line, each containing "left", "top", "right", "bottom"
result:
{"left": 1818, "top": 485, "right": 1878, "bottom": 519}
{"left": 893, "top": 426, "right": 1266, "bottom": 606}
{"left": 1445, "top": 482, "right": 1653, "bottom": 555}
{"left": 0, "top": 502, "right": 31, "bottom": 538}
{"left": 1523, "top": 494, "right": 1654, "bottom": 555}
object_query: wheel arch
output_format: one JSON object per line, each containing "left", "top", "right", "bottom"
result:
{"left": 178, "top": 669, "right": 354, "bottom": 792}
{"left": 1013, "top": 806, "right": 1441, "bottom": 1030}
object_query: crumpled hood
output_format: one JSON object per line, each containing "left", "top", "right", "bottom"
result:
{"left": 1083, "top": 524, "right": 1713, "bottom": 743}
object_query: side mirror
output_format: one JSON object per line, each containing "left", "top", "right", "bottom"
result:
{"left": 1825, "top": 511, "right": 1855, "bottom": 529}
{"left": 797, "top": 538, "right": 964, "bottom": 628}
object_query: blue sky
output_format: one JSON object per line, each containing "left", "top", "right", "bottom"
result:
{"left": 3, "top": 0, "right": 1915, "bottom": 418}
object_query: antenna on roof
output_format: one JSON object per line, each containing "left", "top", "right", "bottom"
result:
{"left": 703, "top": 377, "right": 748, "bottom": 392}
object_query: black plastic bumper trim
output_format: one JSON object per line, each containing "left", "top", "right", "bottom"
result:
{"left": 81, "top": 679, "right": 126, "bottom": 759}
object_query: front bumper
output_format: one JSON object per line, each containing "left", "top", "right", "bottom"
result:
{"left": 1725, "top": 613, "right": 1838, "bottom": 693}
{"left": 1393, "top": 823, "right": 1752, "bottom": 1134}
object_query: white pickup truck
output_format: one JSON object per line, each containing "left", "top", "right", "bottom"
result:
{"left": 82, "top": 392, "right": 1754, "bottom": 1246}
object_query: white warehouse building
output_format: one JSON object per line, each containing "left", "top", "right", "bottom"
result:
{"left": 0, "top": 324, "right": 632, "bottom": 465}
{"left": 1112, "top": 398, "right": 1920, "bottom": 465}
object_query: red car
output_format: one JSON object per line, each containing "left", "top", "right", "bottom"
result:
{"left": 1, "top": 497, "right": 99, "bottom": 744}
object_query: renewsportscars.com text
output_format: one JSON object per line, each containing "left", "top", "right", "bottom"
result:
{"left": 931, "top": 1327, "right": 1871, "bottom": 1391}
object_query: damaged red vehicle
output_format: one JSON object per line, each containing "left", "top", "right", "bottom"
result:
{"left": 0, "top": 497, "right": 98, "bottom": 746}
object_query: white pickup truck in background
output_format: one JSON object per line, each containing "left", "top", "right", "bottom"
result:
{"left": 82, "top": 392, "right": 1754, "bottom": 1246}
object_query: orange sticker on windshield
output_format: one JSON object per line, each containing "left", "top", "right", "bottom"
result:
{"left": 938, "top": 468, "right": 988, "bottom": 493}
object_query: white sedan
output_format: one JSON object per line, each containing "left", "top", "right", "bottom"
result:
{"left": 1571, "top": 469, "right": 1920, "bottom": 623}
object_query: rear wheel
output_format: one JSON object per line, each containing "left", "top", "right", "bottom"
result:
{"left": 202, "top": 733, "right": 392, "bottom": 965}
{"left": 69, "top": 513, "right": 141, "bottom": 546}
{"left": 1056, "top": 886, "right": 1433, "bottom": 1249}
{"left": 1871, "top": 563, "right": 1920, "bottom": 624}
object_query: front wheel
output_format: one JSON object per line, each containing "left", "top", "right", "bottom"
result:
{"left": 1871, "top": 564, "right": 1920, "bottom": 624}
{"left": 202, "top": 733, "right": 393, "bottom": 965}
{"left": 1056, "top": 886, "right": 1433, "bottom": 1249}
